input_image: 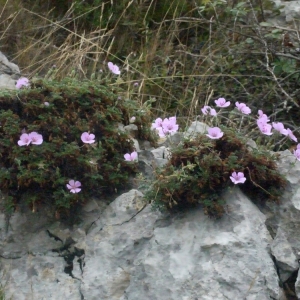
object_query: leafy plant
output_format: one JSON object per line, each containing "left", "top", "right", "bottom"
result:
{"left": 0, "top": 77, "right": 156, "bottom": 216}
{"left": 145, "top": 127, "right": 287, "bottom": 218}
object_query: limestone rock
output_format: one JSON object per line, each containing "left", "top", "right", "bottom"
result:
{"left": 271, "top": 228, "right": 298, "bottom": 282}
{"left": 2, "top": 146, "right": 300, "bottom": 299}
{"left": 184, "top": 120, "right": 208, "bottom": 139}
{"left": 262, "top": 149, "right": 300, "bottom": 298}
{"left": 0, "top": 51, "right": 20, "bottom": 89}
{"left": 272, "top": 0, "right": 300, "bottom": 23}
{"left": 0, "top": 74, "right": 17, "bottom": 89}
{"left": 1, "top": 187, "right": 286, "bottom": 300}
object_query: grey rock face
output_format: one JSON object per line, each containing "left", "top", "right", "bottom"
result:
{"left": 263, "top": 149, "right": 300, "bottom": 297}
{"left": 0, "top": 51, "right": 20, "bottom": 89}
{"left": 271, "top": 228, "right": 298, "bottom": 282}
{"left": 184, "top": 120, "right": 208, "bottom": 139}
{"left": 0, "top": 187, "right": 285, "bottom": 300}
{"left": 272, "top": 0, "right": 300, "bottom": 23}
{"left": 117, "top": 188, "right": 281, "bottom": 300}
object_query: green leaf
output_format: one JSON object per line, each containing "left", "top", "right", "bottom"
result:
{"left": 260, "top": 22, "right": 272, "bottom": 27}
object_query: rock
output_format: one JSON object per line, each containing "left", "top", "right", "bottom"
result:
{"left": 1, "top": 186, "right": 286, "bottom": 300}
{"left": 0, "top": 74, "right": 17, "bottom": 89}
{"left": 82, "top": 188, "right": 281, "bottom": 300}
{"left": 184, "top": 120, "right": 208, "bottom": 139}
{"left": 0, "top": 51, "right": 20, "bottom": 89}
{"left": 271, "top": 0, "right": 300, "bottom": 23}
{"left": 124, "top": 124, "right": 138, "bottom": 138}
{"left": 271, "top": 228, "right": 298, "bottom": 282}
{"left": 261, "top": 149, "right": 300, "bottom": 297}
{"left": 0, "top": 51, "right": 20, "bottom": 77}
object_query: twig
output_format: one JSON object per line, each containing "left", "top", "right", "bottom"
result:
{"left": 246, "top": 167, "right": 272, "bottom": 196}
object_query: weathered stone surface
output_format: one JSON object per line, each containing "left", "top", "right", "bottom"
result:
{"left": 0, "top": 51, "right": 20, "bottom": 77}
{"left": 0, "top": 187, "right": 286, "bottom": 300}
{"left": 272, "top": 0, "right": 300, "bottom": 23}
{"left": 184, "top": 120, "right": 208, "bottom": 138}
{"left": 271, "top": 228, "right": 298, "bottom": 282}
{"left": 262, "top": 149, "right": 300, "bottom": 297}
{"left": 117, "top": 188, "right": 282, "bottom": 300}
{"left": 0, "top": 74, "right": 17, "bottom": 89}
{"left": 0, "top": 51, "right": 20, "bottom": 89}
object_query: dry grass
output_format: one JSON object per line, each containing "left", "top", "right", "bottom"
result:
{"left": 0, "top": 0, "right": 300, "bottom": 142}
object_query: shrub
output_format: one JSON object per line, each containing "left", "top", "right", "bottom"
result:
{"left": 0, "top": 78, "right": 156, "bottom": 215}
{"left": 145, "top": 126, "right": 287, "bottom": 218}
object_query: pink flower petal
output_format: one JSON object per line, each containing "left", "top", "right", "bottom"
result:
{"left": 81, "top": 132, "right": 95, "bottom": 144}
{"left": 230, "top": 172, "right": 246, "bottom": 184}
{"left": 18, "top": 133, "right": 31, "bottom": 146}
{"left": 215, "top": 98, "right": 230, "bottom": 107}
{"left": 16, "top": 77, "right": 30, "bottom": 89}
{"left": 108, "top": 62, "right": 121, "bottom": 75}
{"left": 66, "top": 180, "right": 81, "bottom": 193}
{"left": 206, "top": 127, "right": 224, "bottom": 139}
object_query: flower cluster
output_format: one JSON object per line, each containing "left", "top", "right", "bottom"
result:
{"left": 151, "top": 116, "right": 179, "bottom": 138}
{"left": 201, "top": 97, "right": 299, "bottom": 185}
{"left": 18, "top": 132, "right": 43, "bottom": 146}
{"left": 256, "top": 110, "right": 297, "bottom": 142}
{"left": 17, "top": 131, "right": 98, "bottom": 193}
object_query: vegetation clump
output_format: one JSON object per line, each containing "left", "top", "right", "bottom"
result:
{"left": 0, "top": 78, "right": 156, "bottom": 215}
{"left": 145, "top": 127, "right": 287, "bottom": 218}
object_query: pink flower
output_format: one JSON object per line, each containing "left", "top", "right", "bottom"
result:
{"left": 129, "top": 116, "right": 136, "bottom": 123}
{"left": 151, "top": 118, "right": 163, "bottom": 130}
{"left": 161, "top": 117, "right": 179, "bottom": 135}
{"left": 294, "top": 149, "right": 300, "bottom": 161}
{"left": 201, "top": 106, "right": 217, "bottom": 116}
{"left": 235, "top": 102, "right": 251, "bottom": 114}
{"left": 133, "top": 82, "right": 139, "bottom": 87}
{"left": 272, "top": 122, "right": 288, "bottom": 135}
{"left": 286, "top": 128, "right": 298, "bottom": 142}
{"left": 124, "top": 151, "right": 138, "bottom": 161}
{"left": 16, "top": 77, "right": 30, "bottom": 89}
{"left": 210, "top": 108, "right": 217, "bottom": 116}
{"left": 215, "top": 98, "right": 230, "bottom": 107}
{"left": 18, "top": 133, "right": 32, "bottom": 146}
{"left": 258, "top": 123, "right": 273, "bottom": 136}
{"left": 81, "top": 132, "right": 95, "bottom": 144}
{"left": 44, "top": 102, "right": 50, "bottom": 106}
{"left": 152, "top": 117, "right": 179, "bottom": 137}
{"left": 258, "top": 110, "right": 269, "bottom": 119}
{"left": 206, "top": 127, "right": 224, "bottom": 139}
{"left": 17, "top": 132, "right": 43, "bottom": 146}
{"left": 156, "top": 127, "right": 166, "bottom": 138}
{"left": 230, "top": 172, "right": 246, "bottom": 184}
{"left": 257, "top": 110, "right": 270, "bottom": 127}
{"left": 66, "top": 180, "right": 81, "bottom": 193}
{"left": 107, "top": 62, "right": 121, "bottom": 75}
{"left": 201, "top": 106, "right": 210, "bottom": 115}
{"left": 29, "top": 132, "right": 43, "bottom": 145}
